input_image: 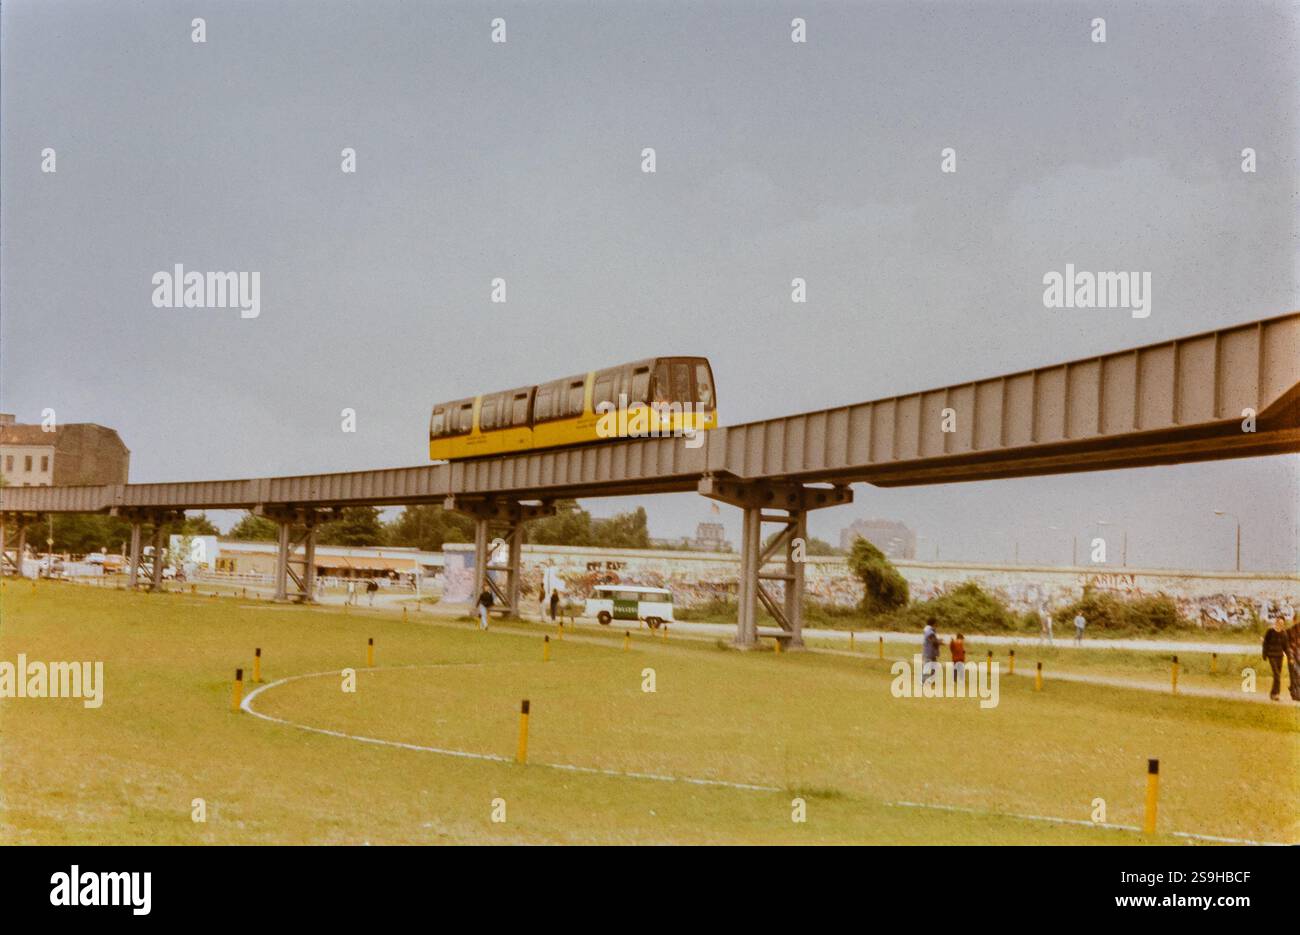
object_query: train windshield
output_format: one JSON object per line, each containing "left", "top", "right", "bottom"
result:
{"left": 651, "top": 357, "right": 715, "bottom": 411}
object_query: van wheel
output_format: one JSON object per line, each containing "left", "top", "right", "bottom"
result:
{"left": 597, "top": 611, "right": 612, "bottom": 626}
{"left": 646, "top": 617, "right": 662, "bottom": 629}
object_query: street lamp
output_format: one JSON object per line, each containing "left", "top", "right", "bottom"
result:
{"left": 1213, "top": 510, "right": 1241, "bottom": 572}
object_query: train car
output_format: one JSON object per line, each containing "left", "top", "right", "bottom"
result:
{"left": 428, "top": 356, "right": 718, "bottom": 461}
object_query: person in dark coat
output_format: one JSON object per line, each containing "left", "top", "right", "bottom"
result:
{"left": 476, "top": 585, "right": 494, "bottom": 631}
{"left": 1262, "top": 617, "right": 1288, "bottom": 701}
{"left": 1284, "top": 617, "right": 1300, "bottom": 702}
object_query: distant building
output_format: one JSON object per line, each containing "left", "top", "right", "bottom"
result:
{"left": 692, "top": 521, "right": 732, "bottom": 552}
{"left": 0, "top": 414, "right": 130, "bottom": 486}
{"left": 840, "top": 518, "right": 916, "bottom": 559}
{"left": 212, "top": 540, "right": 443, "bottom": 582}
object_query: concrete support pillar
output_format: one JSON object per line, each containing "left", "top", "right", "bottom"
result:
{"left": 302, "top": 517, "right": 317, "bottom": 603}
{"left": 784, "top": 511, "right": 807, "bottom": 648}
{"left": 149, "top": 522, "right": 165, "bottom": 591}
{"left": 735, "top": 506, "right": 761, "bottom": 648}
{"left": 127, "top": 522, "right": 141, "bottom": 588}
{"left": 505, "top": 522, "right": 523, "bottom": 617}
{"left": 274, "top": 520, "right": 290, "bottom": 602}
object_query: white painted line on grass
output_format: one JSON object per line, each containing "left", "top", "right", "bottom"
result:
{"left": 240, "top": 664, "right": 781, "bottom": 793}
{"left": 886, "top": 800, "right": 1286, "bottom": 846}
{"left": 241, "top": 664, "right": 1281, "bottom": 843}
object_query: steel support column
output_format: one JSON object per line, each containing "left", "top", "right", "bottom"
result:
{"left": 273, "top": 519, "right": 290, "bottom": 601}
{"left": 149, "top": 523, "right": 165, "bottom": 591}
{"left": 699, "top": 476, "right": 852, "bottom": 649}
{"left": 447, "top": 496, "right": 556, "bottom": 619}
{"left": 127, "top": 522, "right": 142, "bottom": 588}
{"left": 16, "top": 523, "right": 29, "bottom": 577}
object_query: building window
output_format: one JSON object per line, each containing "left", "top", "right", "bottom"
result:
{"left": 24, "top": 456, "right": 32, "bottom": 472}
{"left": 40, "top": 455, "right": 49, "bottom": 472}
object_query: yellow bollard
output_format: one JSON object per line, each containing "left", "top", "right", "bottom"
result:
{"left": 774, "top": 637, "right": 782, "bottom": 655}
{"left": 1143, "top": 759, "right": 1159, "bottom": 834}
{"left": 986, "top": 650, "right": 993, "bottom": 671}
{"left": 367, "top": 637, "right": 374, "bottom": 668}
{"left": 1171, "top": 655, "right": 1179, "bottom": 695}
{"left": 623, "top": 630, "right": 630, "bottom": 652}
{"left": 849, "top": 632, "right": 855, "bottom": 651}
{"left": 543, "top": 635, "right": 551, "bottom": 662}
{"left": 191, "top": 584, "right": 196, "bottom": 595}
{"left": 516, "top": 700, "right": 530, "bottom": 764}
{"left": 1035, "top": 661, "right": 1043, "bottom": 692}
{"left": 403, "top": 606, "right": 408, "bottom": 622}
{"left": 1211, "top": 652, "right": 1217, "bottom": 674}
{"left": 556, "top": 621, "right": 563, "bottom": 641}
{"left": 231, "top": 668, "right": 244, "bottom": 712}
{"left": 1009, "top": 649, "right": 1015, "bottom": 675}
{"left": 253, "top": 648, "right": 262, "bottom": 684}
{"left": 663, "top": 624, "right": 668, "bottom": 641}
{"left": 878, "top": 636, "right": 884, "bottom": 659}
{"left": 242, "top": 588, "right": 247, "bottom": 599}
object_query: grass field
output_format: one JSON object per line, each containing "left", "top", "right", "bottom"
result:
{"left": 2, "top": 581, "right": 1296, "bottom": 845}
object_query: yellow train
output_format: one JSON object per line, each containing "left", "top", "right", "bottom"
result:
{"left": 429, "top": 356, "right": 718, "bottom": 460}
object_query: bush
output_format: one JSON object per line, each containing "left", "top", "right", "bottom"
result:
{"left": 876, "top": 581, "right": 1020, "bottom": 633}
{"left": 1053, "top": 587, "right": 1187, "bottom": 633}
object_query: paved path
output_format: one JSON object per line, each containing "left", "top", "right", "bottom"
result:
{"left": 650, "top": 619, "right": 1258, "bottom": 655}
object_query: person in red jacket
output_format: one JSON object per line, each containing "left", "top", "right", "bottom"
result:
{"left": 949, "top": 632, "right": 967, "bottom": 679}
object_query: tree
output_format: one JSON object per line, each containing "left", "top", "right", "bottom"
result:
{"left": 227, "top": 512, "right": 279, "bottom": 541}
{"left": 593, "top": 506, "right": 650, "bottom": 549}
{"left": 180, "top": 513, "right": 219, "bottom": 536}
{"left": 50, "top": 514, "right": 134, "bottom": 554}
{"left": 848, "top": 537, "right": 909, "bottom": 615}
{"left": 527, "top": 500, "right": 594, "bottom": 546}
{"left": 317, "top": 507, "right": 385, "bottom": 546}
{"left": 385, "top": 505, "right": 475, "bottom": 552}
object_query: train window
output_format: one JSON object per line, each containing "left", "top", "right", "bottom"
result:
{"left": 535, "top": 385, "right": 554, "bottom": 422}
{"left": 511, "top": 391, "right": 530, "bottom": 426}
{"left": 631, "top": 366, "right": 650, "bottom": 403}
{"left": 430, "top": 408, "right": 446, "bottom": 438}
{"left": 480, "top": 394, "right": 500, "bottom": 431}
{"left": 652, "top": 362, "right": 671, "bottom": 404}
{"left": 671, "top": 361, "right": 692, "bottom": 402}
{"left": 694, "top": 362, "right": 714, "bottom": 408}
{"left": 566, "top": 379, "right": 585, "bottom": 417}
{"left": 594, "top": 370, "right": 617, "bottom": 411}
{"left": 457, "top": 402, "right": 474, "bottom": 433}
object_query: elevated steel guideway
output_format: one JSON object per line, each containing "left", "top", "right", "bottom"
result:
{"left": 3, "top": 312, "right": 1298, "bottom": 646}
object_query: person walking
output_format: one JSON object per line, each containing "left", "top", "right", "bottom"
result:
{"left": 346, "top": 579, "right": 356, "bottom": 606}
{"left": 1262, "top": 616, "right": 1288, "bottom": 701}
{"left": 366, "top": 578, "right": 379, "bottom": 606}
{"left": 549, "top": 587, "right": 560, "bottom": 622}
{"left": 1073, "top": 611, "right": 1086, "bottom": 645}
{"left": 949, "top": 632, "right": 966, "bottom": 680}
{"left": 475, "top": 584, "right": 494, "bottom": 631}
{"left": 1285, "top": 616, "right": 1300, "bottom": 703}
{"left": 921, "top": 617, "right": 940, "bottom": 685}
{"left": 1040, "top": 608, "right": 1054, "bottom": 644}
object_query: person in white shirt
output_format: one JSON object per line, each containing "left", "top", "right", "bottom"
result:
{"left": 1073, "top": 612, "right": 1086, "bottom": 644}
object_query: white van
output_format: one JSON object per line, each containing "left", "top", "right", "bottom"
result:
{"left": 585, "top": 585, "right": 674, "bottom": 629}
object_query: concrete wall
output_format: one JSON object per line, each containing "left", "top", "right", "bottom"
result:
{"left": 442, "top": 542, "right": 1298, "bottom": 629}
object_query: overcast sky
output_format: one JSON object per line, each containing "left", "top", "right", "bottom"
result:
{"left": 2, "top": 1, "right": 1297, "bottom": 571}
